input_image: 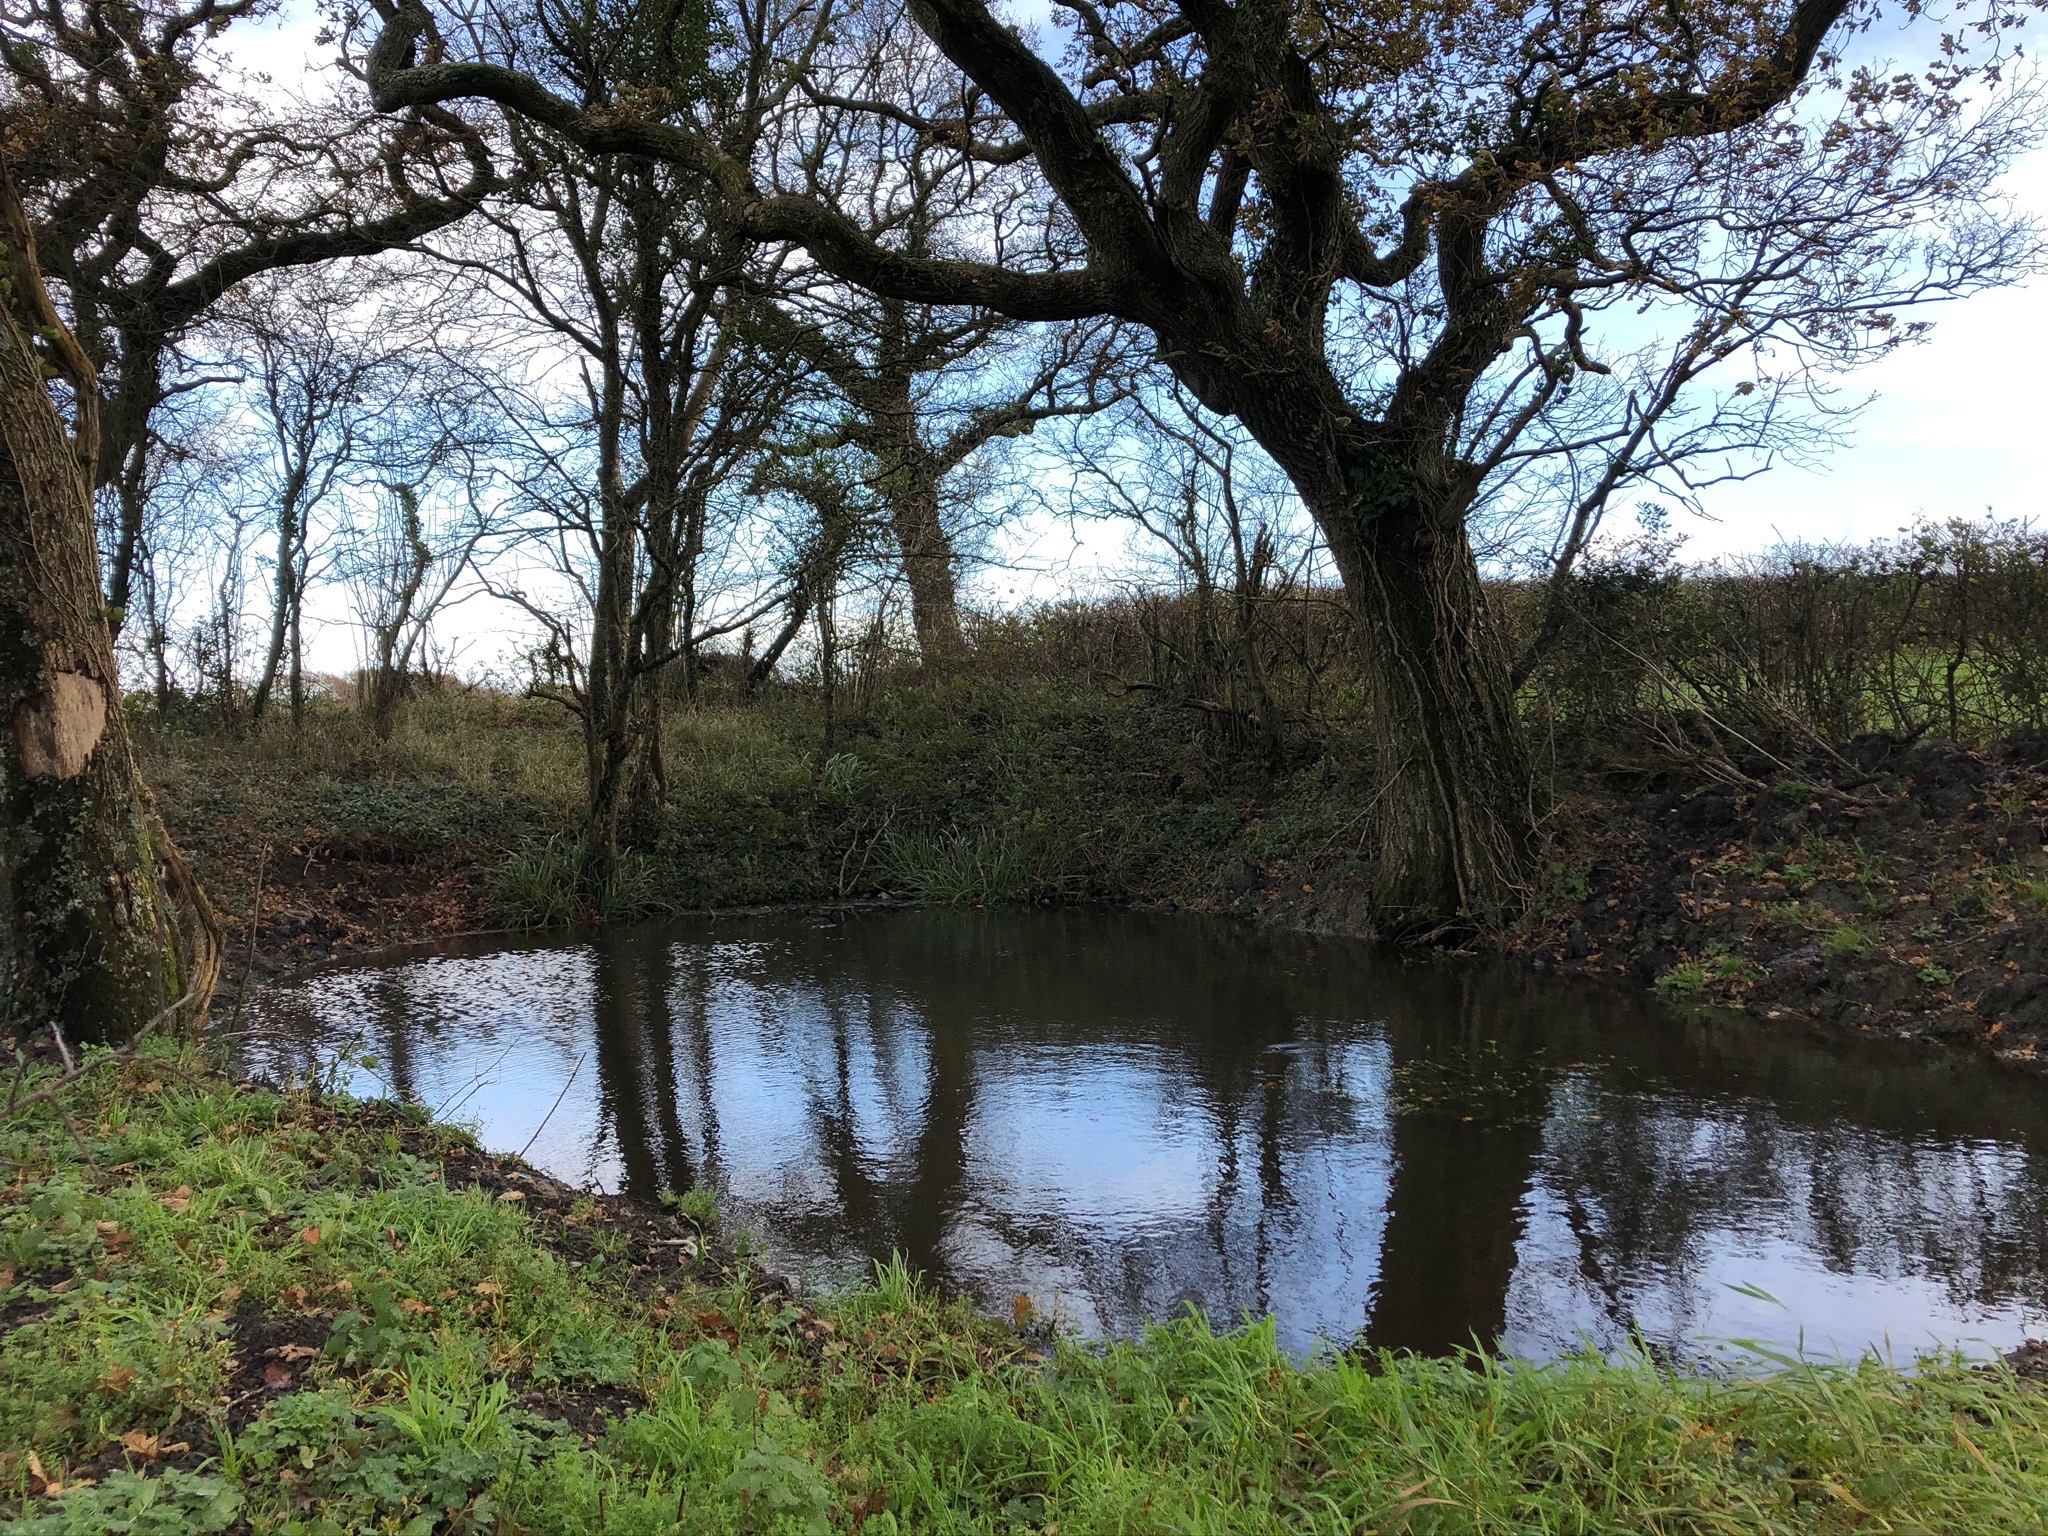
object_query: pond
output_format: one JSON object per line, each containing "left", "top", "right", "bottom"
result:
{"left": 241, "top": 906, "right": 2048, "bottom": 1363}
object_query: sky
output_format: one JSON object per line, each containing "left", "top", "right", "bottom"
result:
{"left": 219, "top": 2, "right": 2048, "bottom": 673}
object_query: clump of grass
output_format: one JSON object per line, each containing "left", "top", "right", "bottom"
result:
{"left": 1655, "top": 951, "right": 1755, "bottom": 999}
{"left": 490, "top": 839, "right": 668, "bottom": 928}
{"left": 4, "top": 1045, "right": 2046, "bottom": 1534}
{"left": 882, "top": 825, "right": 1032, "bottom": 905}
{"left": 661, "top": 1185, "right": 722, "bottom": 1232}
{"left": 1756, "top": 899, "right": 1826, "bottom": 931}
{"left": 1823, "top": 919, "right": 1880, "bottom": 955}
{"left": 1997, "top": 864, "right": 2048, "bottom": 913}
{"left": 490, "top": 836, "right": 584, "bottom": 928}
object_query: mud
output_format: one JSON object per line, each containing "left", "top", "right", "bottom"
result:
{"left": 1512, "top": 733, "right": 2048, "bottom": 1068}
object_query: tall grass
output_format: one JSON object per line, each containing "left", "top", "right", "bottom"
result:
{"left": 882, "top": 825, "right": 1034, "bottom": 905}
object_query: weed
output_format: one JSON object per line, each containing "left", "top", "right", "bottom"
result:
{"left": 1920, "top": 963, "right": 1956, "bottom": 986}
{"left": 1389, "top": 1043, "right": 1561, "bottom": 1127}
{"left": 0, "top": 1469, "right": 241, "bottom": 1535}
{"left": 1545, "top": 858, "right": 1592, "bottom": 904}
{"left": 1656, "top": 952, "right": 1754, "bottom": 998}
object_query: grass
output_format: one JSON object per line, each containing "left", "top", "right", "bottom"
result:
{"left": 2, "top": 1043, "right": 2045, "bottom": 1534}
{"left": 881, "top": 826, "right": 1034, "bottom": 906}
{"left": 1653, "top": 951, "right": 1755, "bottom": 999}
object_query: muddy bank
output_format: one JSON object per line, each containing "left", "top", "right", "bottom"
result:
{"left": 1206, "top": 733, "right": 2048, "bottom": 1070}
{"left": 1505, "top": 732, "right": 2048, "bottom": 1067}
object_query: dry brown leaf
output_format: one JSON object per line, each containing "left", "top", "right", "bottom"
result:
{"left": 158, "top": 1186, "right": 191, "bottom": 1213}
{"left": 296, "top": 1225, "right": 322, "bottom": 1246}
{"left": 263, "top": 1361, "right": 294, "bottom": 1390}
{"left": 98, "top": 1366, "right": 137, "bottom": 1394}
{"left": 396, "top": 1297, "right": 433, "bottom": 1316}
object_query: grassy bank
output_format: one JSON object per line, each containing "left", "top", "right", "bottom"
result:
{"left": 144, "top": 670, "right": 2048, "bottom": 1068}
{"left": 3, "top": 1042, "right": 2046, "bottom": 1534}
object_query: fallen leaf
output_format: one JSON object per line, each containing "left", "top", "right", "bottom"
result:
{"left": 263, "top": 1361, "right": 294, "bottom": 1389}
{"left": 278, "top": 1286, "right": 311, "bottom": 1310}
{"left": 396, "top": 1297, "right": 434, "bottom": 1316}
{"left": 98, "top": 1366, "right": 138, "bottom": 1394}
{"left": 497, "top": 1189, "right": 526, "bottom": 1203}
{"left": 473, "top": 1282, "right": 504, "bottom": 1298}
{"left": 117, "top": 1430, "right": 188, "bottom": 1459}
{"left": 296, "top": 1225, "right": 322, "bottom": 1246}
{"left": 275, "top": 1344, "right": 320, "bottom": 1361}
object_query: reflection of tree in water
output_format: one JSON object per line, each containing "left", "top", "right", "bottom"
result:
{"left": 1366, "top": 972, "right": 1550, "bottom": 1355}
{"left": 1536, "top": 1094, "right": 2048, "bottom": 1348}
{"left": 257, "top": 908, "right": 2048, "bottom": 1358}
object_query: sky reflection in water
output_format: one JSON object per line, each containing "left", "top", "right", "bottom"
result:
{"left": 242, "top": 907, "right": 2048, "bottom": 1362}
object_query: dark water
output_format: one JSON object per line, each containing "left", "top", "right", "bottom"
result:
{"left": 242, "top": 907, "right": 2048, "bottom": 1362}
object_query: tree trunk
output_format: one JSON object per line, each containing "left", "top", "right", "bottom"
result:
{"left": 891, "top": 461, "right": 966, "bottom": 662}
{"left": 0, "top": 241, "right": 221, "bottom": 1042}
{"left": 1324, "top": 492, "right": 1531, "bottom": 930}
{"left": 1187, "top": 325, "right": 1532, "bottom": 928}
{"left": 248, "top": 501, "right": 300, "bottom": 724}
{"left": 866, "top": 370, "right": 966, "bottom": 662}
{"left": 582, "top": 477, "right": 640, "bottom": 873}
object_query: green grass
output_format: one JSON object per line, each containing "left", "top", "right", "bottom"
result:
{"left": 1654, "top": 952, "right": 1755, "bottom": 999}
{"left": 1822, "top": 920, "right": 1879, "bottom": 956}
{"left": 881, "top": 826, "right": 1034, "bottom": 906}
{"left": 2, "top": 1044, "right": 2044, "bottom": 1534}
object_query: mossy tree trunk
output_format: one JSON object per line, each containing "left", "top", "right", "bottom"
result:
{"left": 0, "top": 209, "right": 221, "bottom": 1042}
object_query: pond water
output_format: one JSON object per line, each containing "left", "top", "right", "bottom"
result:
{"left": 241, "top": 906, "right": 2048, "bottom": 1362}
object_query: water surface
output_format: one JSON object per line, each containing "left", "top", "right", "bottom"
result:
{"left": 243, "top": 907, "right": 2048, "bottom": 1361}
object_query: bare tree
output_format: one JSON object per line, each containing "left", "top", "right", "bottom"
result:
{"left": 0, "top": 0, "right": 500, "bottom": 627}
{"left": 348, "top": 461, "right": 497, "bottom": 736}
{"left": 767, "top": 4, "right": 1131, "bottom": 659}
{"left": 430, "top": 0, "right": 820, "bottom": 864}
{"left": 1056, "top": 380, "right": 1308, "bottom": 760}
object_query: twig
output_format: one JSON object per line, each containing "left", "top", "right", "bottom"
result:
{"left": 122, "top": 975, "right": 210, "bottom": 1052}
{"left": 48, "top": 1024, "right": 74, "bottom": 1074}
{"left": 432, "top": 1039, "right": 520, "bottom": 1121}
{"left": 517, "top": 1050, "right": 586, "bottom": 1161}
